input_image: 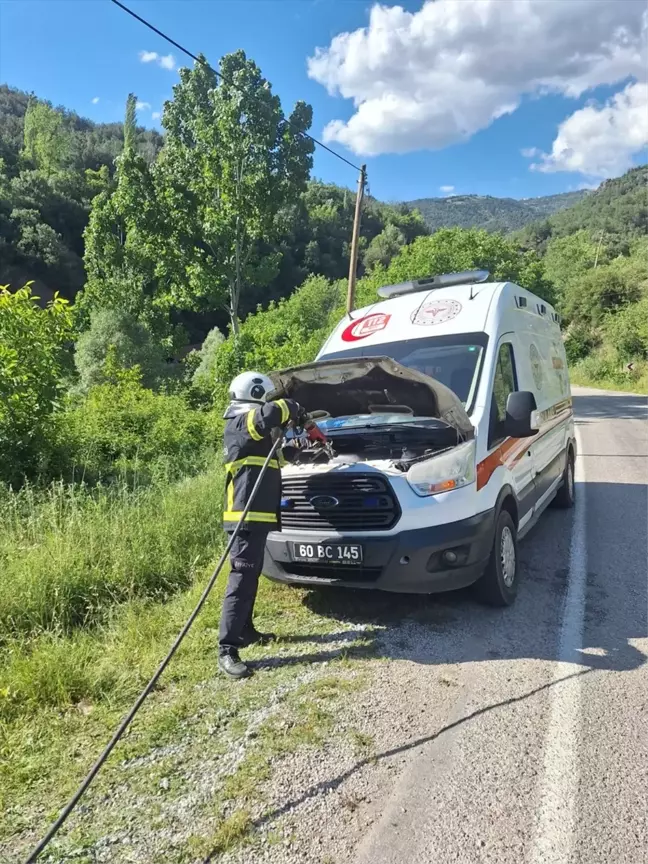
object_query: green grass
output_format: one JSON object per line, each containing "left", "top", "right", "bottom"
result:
{"left": 0, "top": 462, "right": 383, "bottom": 862}
{"left": 570, "top": 370, "right": 648, "bottom": 393}
{"left": 0, "top": 467, "right": 224, "bottom": 637}
{"left": 570, "top": 352, "right": 647, "bottom": 394}
{"left": 2, "top": 577, "right": 374, "bottom": 861}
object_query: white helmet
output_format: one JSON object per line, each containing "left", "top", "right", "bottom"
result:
{"left": 228, "top": 371, "right": 274, "bottom": 404}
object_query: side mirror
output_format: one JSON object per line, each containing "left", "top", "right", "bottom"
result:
{"left": 504, "top": 391, "right": 538, "bottom": 439}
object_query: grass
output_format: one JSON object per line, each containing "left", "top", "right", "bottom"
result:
{"left": 1, "top": 465, "right": 378, "bottom": 861}
{"left": 570, "top": 370, "right": 648, "bottom": 393}
{"left": 186, "top": 809, "right": 252, "bottom": 858}
{"left": 2, "top": 578, "right": 374, "bottom": 861}
{"left": 570, "top": 352, "right": 647, "bottom": 394}
{"left": 0, "top": 468, "right": 224, "bottom": 637}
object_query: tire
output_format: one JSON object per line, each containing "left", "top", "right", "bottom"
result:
{"left": 476, "top": 509, "right": 519, "bottom": 606}
{"left": 552, "top": 450, "right": 576, "bottom": 509}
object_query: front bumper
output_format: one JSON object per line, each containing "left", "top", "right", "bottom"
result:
{"left": 263, "top": 509, "right": 496, "bottom": 594}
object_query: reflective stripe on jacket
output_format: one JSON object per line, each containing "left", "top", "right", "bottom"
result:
{"left": 222, "top": 399, "right": 297, "bottom": 532}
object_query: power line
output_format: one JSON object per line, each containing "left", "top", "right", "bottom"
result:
{"left": 109, "top": 0, "right": 362, "bottom": 173}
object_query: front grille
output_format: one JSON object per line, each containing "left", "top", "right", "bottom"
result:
{"left": 283, "top": 563, "right": 382, "bottom": 582}
{"left": 280, "top": 473, "right": 400, "bottom": 531}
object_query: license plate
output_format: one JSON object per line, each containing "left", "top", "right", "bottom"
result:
{"left": 291, "top": 542, "right": 363, "bottom": 564}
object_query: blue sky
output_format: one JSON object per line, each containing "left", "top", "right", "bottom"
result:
{"left": 0, "top": 0, "right": 646, "bottom": 202}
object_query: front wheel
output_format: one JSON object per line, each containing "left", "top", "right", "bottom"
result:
{"left": 476, "top": 510, "right": 519, "bottom": 606}
{"left": 552, "top": 450, "right": 576, "bottom": 509}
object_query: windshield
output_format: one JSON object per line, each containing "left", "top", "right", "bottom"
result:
{"left": 319, "top": 332, "right": 487, "bottom": 410}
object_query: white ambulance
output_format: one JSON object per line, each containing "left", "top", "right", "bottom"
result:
{"left": 264, "top": 271, "right": 575, "bottom": 605}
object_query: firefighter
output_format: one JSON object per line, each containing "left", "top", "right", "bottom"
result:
{"left": 218, "top": 371, "right": 307, "bottom": 679}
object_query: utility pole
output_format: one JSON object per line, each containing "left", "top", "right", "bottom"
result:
{"left": 346, "top": 164, "right": 367, "bottom": 315}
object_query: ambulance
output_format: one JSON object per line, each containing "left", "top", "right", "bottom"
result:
{"left": 264, "top": 271, "right": 575, "bottom": 605}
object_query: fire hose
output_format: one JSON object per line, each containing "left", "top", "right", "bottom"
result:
{"left": 24, "top": 430, "right": 299, "bottom": 863}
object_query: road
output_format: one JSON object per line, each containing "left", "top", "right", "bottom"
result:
{"left": 350, "top": 387, "right": 647, "bottom": 864}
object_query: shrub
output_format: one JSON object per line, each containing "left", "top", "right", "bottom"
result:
{"left": 564, "top": 322, "right": 599, "bottom": 365}
{"left": 603, "top": 297, "right": 648, "bottom": 361}
{"left": 0, "top": 283, "right": 74, "bottom": 486}
{"left": 361, "top": 228, "right": 553, "bottom": 306}
{"left": 191, "top": 325, "right": 225, "bottom": 396}
{"left": 60, "top": 368, "right": 218, "bottom": 484}
{"left": 74, "top": 307, "right": 166, "bottom": 392}
{"left": 211, "top": 275, "right": 343, "bottom": 405}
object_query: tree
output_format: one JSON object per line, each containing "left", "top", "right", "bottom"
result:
{"left": 22, "top": 100, "right": 71, "bottom": 176}
{"left": 363, "top": 223, "right": 406, "bottom": 271}
{"left": 359, "top": 228, "right": 553, "bottom": 306}
{"left": 74, "top": 307, "right": 167, "bottom": 392}
{"left": 81, "top": 95, "right": 164, "bottom": 337}
{"left": 543, "top": 230, "right": 602, "bottom": 300}
{"left": 0, "top": 282, "right": 74, "bottom": 484}
{"left": 153, "top": 51, "right": 315, "bottom": 334}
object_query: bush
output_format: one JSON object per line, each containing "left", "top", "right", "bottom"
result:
{"left": 0, "top": 283, "right": 74, "bottom": 486}
{"left": 211, "top": 275, "right": 343, "bottom": 405}
{"left": 74, "top": 307, "right": 166, "bottom": 392}
{"left": 191, "top": 326, "right": 225, "bottom": 396}
{"left": 0, "top": 467, "right": 224, "bottom": 637}
{"left": 361, "top": 228, "right": 553, "bottom": 305}
{"left": 564, "top": 322, "right": 599, "bottom": 365}
{"left": 59, "top": 368, "right": 218, "bottom": 484}
{"left": 603, "top": 297, "right": 648, "bottom": 361}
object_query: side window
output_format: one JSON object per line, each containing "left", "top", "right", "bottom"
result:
{"left": 489, "top": 343, "right": 517, "bottom": 447}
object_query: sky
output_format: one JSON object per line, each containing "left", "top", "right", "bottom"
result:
{"left": 0, "top": 0, "right": 646, "bottom": 202}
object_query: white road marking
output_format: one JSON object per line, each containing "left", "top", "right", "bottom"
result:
{"left": 530, "top": 427, "right": 587, "bottom": 864}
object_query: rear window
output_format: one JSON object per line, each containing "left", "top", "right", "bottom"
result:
{"left": 319, "top": 332, "right": 488, "bottom": 409}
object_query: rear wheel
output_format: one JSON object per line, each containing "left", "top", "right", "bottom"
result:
{"left": 552, "top": 450, "right": 576, "bottom": 509}
{"left": 476, "top": 509, "right": 519, "bottom": 606}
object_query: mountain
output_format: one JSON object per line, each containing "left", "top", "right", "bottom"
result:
{"left": 517, "top": 165, "right": 648, "bottom": 255}
{"left": 405, "top": 190, "right": 590, "bottom": 234}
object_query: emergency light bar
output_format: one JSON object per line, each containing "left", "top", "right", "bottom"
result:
{"left": 377, "top": 269, "right": 490, "bottom": 299}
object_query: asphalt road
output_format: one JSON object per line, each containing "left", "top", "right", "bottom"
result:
{"left": 352, "top": 387, "right": 648, "bottom": 864}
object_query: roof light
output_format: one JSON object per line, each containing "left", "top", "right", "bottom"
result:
{"left": 377, "top": 270, "right": 490, "bottom": 299}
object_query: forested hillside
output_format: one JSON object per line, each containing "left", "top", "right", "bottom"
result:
{"left": 516, "top": 165, "right": 648, "bottom": 255}
{"left": 0, "top": 84, "right": 163, "bottom": 303}
{"left": 405, "top": 189, "right": 588, "bottom": 233}
{"left": 0, "top": 83, "right": 426, "bottom": 341}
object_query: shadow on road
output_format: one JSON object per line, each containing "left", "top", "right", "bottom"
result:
{"left": 257, "top": 481, "right": 647, "bottom": 676}
{"left": 572, "top": 392, "right": 647, "bottom": 421}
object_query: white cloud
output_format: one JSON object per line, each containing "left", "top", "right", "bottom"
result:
{"left": 530, "top": 81, "right": 648, "bottom": 177}
{"left": 139, "top": 50, "right": 176, "bottom": 71}
{"left": 152, "top": 111, "right": 161, "bottom": 120}
{"left": 91, "top": 97, "right": 100, "bottom": 105}
{"left": 521, "top": 147, "right": 540, "bottom": 159}
{"left": 136, "top": 101, "right": 151, "bottom": 111}
{"left": 159, "top": 54, "right": 176, "bottom": 71}
{"left": 439, "top": 185, "right": 455, "bottom": 194}
{"left": 307, "top": 0, "right": 647, "bottom": 158}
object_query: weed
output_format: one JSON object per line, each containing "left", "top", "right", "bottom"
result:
{"left": 349, "top": 728, "right": 375, "bottom": 754}
{"left": 186, "top": 808, "right": 252, "bottom": 857}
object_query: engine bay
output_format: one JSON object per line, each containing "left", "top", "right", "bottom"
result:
{"left": 286, "top": 417, "right": 459, "bottom": 471}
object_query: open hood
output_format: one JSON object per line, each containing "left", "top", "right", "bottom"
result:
{"left": 269, "top": 356, "right": 474, "bottom": 438}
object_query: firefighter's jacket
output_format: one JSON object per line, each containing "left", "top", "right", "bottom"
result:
{"left": 222, "top": 399, "right": 301, "bottom": 532}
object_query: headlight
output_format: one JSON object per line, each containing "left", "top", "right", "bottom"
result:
{"left": 406, "top": 440, "right": 476, "bottom": 497}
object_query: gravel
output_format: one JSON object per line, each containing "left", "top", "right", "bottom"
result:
{"left": 219, "top": 617, "right": 466, "bottom": 864}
